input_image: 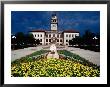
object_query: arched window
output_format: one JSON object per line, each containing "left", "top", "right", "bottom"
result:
{"left": 49, "top": 39, "right": 51, "bottom": 42}
{"left": 66, "top": 40, "right": 68, "bottom": 42}
{"left": 69, "top": 34, "right": 71, "bottom": 37}
{"left": 60, "top": 39, "right": 62, "bottom": 42}
{"left": 46, "top": 39, "right": 48, "bottom": 42}
{"left": 35, "top": 34, "right": 36, "bottom": 37}
{"left": 49, "top": 34, "right": 51, "bottom": 38}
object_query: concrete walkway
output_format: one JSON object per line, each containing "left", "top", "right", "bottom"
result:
{"left": 66, "top": 47, "right": 100, "bottom": 66}
{"left": 11, "top": 46, "right": 43, "bottom": 62}
{"left": 11, "top": 46, "right": 100, "bottom": 66}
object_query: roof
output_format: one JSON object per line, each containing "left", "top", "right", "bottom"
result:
{"left": 63, "top": 30, "right": 79, "bottom": 33}
{"left": 29, "top": 30, "right": 45, "bottom": 32}
{"left": 29, "top": 29, "right": 79, "bottom": 33}
{"left": 45, "top": 31, "right": 63, "bottom": 33}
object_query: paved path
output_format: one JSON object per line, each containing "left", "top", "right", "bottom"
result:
{"left": 66, "top": 47, "right": 100, "bottom": 66}
{"left": 11, "top": 46, "right": 43, "bottom": 62}
{"left": 11, "top": 46, "right": 100, "bottom": 66}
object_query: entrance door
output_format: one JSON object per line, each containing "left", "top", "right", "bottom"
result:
{"left": 51, "top": 37, "right": 57, "bottom": 44}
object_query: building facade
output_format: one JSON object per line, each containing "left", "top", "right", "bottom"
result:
{"left": 30, "top": 14, "right": 79, "bottom": 46}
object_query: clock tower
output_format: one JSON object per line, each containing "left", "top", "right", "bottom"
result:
{"left": 51, "top": 14, "right": 58, "bottom": 31}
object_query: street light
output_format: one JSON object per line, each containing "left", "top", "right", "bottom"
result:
{"left": 93, "top": 36, "right": 98, "bottom": 40}
{"left": 12, "top": 35, "right": 16, "bottom": 50}
{"left": 93, "top": 36, "right": 98, "bottom": 46}
{"left": 12, "top": 35, "right": 16, "bottom": 39}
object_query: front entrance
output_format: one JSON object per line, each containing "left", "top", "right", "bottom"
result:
{"left": 51, "top": 37, "right": 57, "bottom": 44}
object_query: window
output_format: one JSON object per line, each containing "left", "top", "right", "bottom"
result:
{"left": 41, "top": 34, "right": 42, "bottom": 37}
{"left": 53, "top": 19, "right": 56, "bottom": 22}
{"left": 38, "top": 34, "right": 39, "bottom": 37}
{"left": 60, "top": 39, "right": 62, "bottom": 42}
{"left": 35, "top": 35, "right": 36, "bottom": 37}
{"left": 49, "top": 34, "right": 51, "bottom": 38}
{"left": 66, "top": 40, "right": 68, "bottom": 42}
{"left": 46, "top": 39, "right": 48, "bottom": 42}
{"left": 46, "top": 43, "right": 48, "bottom": 45}
{"left": 46, "top": 34, "right": 48, "bottom": 37}
{"left": 66, "top": 44, "right": 68, "bottom": 45}
{"left": 40, "top": 39, "right": 42, "bottom": 42}
{"left": 49, "top": 39, "right": 51, "bottom": 42}
{"left": 69, "top": 34, "right": 71, "bottom": 37}
{"left": 72, "top": 34, "right": 74, "bottom": 37}
{"left": 57, "top": 39, "right": 59, "bottom": 42}
{"left": 52, "top": 20, "right": 54, "bottom": 23}
{"left": 66, "top": 34, "right": 68, "bottom": 37}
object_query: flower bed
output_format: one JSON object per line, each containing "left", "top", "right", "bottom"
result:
{"left": 11, "top": 58, "right": 100, "bottom": 77}
{"left": 11, "top": 50, "right": 100, "bottom": 77}
{"left": 58, "top": 50, "right": 99, "bottom": 69}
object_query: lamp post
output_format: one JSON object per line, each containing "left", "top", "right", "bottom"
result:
{"left": 93, "top": 36, "right": 98, "bottom": 46}
{"left": 12, "top": 35, "right": 16, "bottom": 50}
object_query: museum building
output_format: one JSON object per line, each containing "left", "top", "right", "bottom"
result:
{"left": 29, "top": 14, "right": 79, "bottom": 46}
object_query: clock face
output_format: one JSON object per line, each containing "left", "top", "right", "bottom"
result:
{"left": 51, "top": 24, "right": 57, "bottom": 30}
{"left": 52, "top": 24, "right": 56, "bottom": 27}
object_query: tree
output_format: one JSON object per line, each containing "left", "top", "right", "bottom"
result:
{"left": 69, "top": 40, "right": 73, "bottom": 46}
{"left": 11, "top": 32, "right": 42, "bottom": 49}
{"left": 95, "top": 33, "right": 100, "bottom": 45}
{"left": 15, "top": 32, "right": 25, "bottom": 43}
{"left": 15, "top": 32, "right": 25, "bottom": 48}
{"left": 36, "top": 39, "right": 40, "bottom": 45}
{"left": 69, "top": 36, "right": 83, "bottom": 46}
{"left": 24, "top": 33, "right": 37, "bottom": 47}
{"left": 69, "top": 30, "right": 98, "bottom": 46}
{"left": 82, "top": 30, "right": 95, "bottom": 45}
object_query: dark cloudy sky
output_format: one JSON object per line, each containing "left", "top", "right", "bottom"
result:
{"left": 11, "top": 11, "right": 100, "bottom": 36}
